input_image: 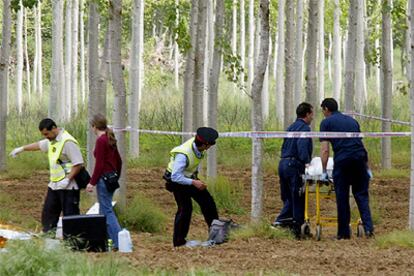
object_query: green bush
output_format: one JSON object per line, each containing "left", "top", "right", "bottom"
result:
{"left": 206, "top": 176, "right": 245, "bottom": 215}
{"left": 376, "top": 230, "right": 414, "bottom": 249}
{"left": 116, "top": 193, "right": 167, "bottom": 233}
{"left": 0, "top": 240, "right": 133, "bottom": 275}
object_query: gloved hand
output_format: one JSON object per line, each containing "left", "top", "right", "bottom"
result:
{"left": 320, "top": 172, "right": 329, "bottom": 182}
{"left": 9, "top": 147, "right": 24, "bottom": 158}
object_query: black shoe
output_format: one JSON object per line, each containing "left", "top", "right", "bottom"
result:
{"left": 336, "top": 235, "right": 351, "bottom": 240}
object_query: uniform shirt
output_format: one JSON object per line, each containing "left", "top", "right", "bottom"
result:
{"left": 90, "top": 133, "right": 122, "bottom": 186}
{"left": 319, "top": 111, "right": 367, "bottom": 164}
{"left": 39, "top": 129, "right": 84, "bottom": 190}
{"left": 171, "top": 142, "right": 202, "bottom": 185}
{"left": 280, "top": 118, "right": 313, "bottom": 164}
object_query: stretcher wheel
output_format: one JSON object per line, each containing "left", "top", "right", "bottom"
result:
{"left": 301, "top": 223, "right": 311, "bottom": 238}
{"left": 315, "top": 225, "right": 322, "bottom": 241}
{"left": 356, "top": 223, "right": 365, "bottom": 238}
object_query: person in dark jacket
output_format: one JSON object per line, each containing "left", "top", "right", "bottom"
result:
{"left": 272, "top": 103, "right": 314, "bottom": 239}
{"left": 86, "top": 114, "right": 123, "bottom": 250}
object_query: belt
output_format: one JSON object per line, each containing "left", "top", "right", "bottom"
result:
{"left": 281, "top": 157, "right": 304, "bottom": 165}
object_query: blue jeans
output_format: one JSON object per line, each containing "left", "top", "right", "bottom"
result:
{"left": 97, "top": 178, "right": 122, "bottom": 248}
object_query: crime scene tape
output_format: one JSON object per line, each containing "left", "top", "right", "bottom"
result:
{"left": 110, "top": 126, "right": 411, "bottom": 139}
{"left": 345, "top": 112, "right": 412, "bottom": 126}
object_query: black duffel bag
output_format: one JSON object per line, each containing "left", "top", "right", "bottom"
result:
{"left": 75, "top": 167, "right": 91, "bottom": 189}
{"left": 102, "top": 172, "right": 120, "bottom": 193}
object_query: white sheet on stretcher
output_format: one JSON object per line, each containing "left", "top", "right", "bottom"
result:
{"left": 305, "top": 157, "right": 334, "bottom": 179}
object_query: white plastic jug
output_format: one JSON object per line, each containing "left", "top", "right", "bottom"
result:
{"left": 118, "top": 228, "right": 133, "bottom": 253}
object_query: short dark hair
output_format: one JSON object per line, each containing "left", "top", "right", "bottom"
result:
{"left": 321, "top": 98, "right": 338, "bottom": 112}
{"left": 38, "top": 118, "right": 57, "bottom": 131}
{"left": 296, "top": 102, "right": 313, "bottom": 118}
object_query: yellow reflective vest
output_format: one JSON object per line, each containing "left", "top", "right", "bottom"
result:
{"left": 167, "top": 138, "right": 204, "bottom": 178}
{"left": 48, "top": 130, "right": 78, "bottom": 182}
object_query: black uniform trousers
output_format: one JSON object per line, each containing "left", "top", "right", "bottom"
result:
{"left": 41, "top": 187, "right": 80, "bottom": 233}
{"left": 167, "top": 182, "right": 218, "bottom": 247}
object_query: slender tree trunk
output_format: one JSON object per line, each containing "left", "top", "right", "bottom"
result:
{"left": 183, "top": 0, "right": 198, "bottom": 140}
{"left": 97, "top": 26, "right": 110, "bottom": 112}
{"left": 33, "top": 6, "right": 39, "bottom": 95}
{"left": 109, "top": 0, "right": 128, "bottom": 209}
{"left": 174, "top": 0, "right": 180, "bottom": 89}
{"left": 50, "top": 0, "right": 65, "bottom": 120}
{"left": 305, "top": 0, "right": 318, "bottom": 111}
{"left": 87, "top": 1, "right": 100, "bottom": 173}
{"left": 273, "top": 32, "right": 277, "bottom": 80}
{"left": 207, "top": 0, "right": 224, "bottom": 178}
{"left": 16, "top": 1, "right": 23, "bottom": 114}
{"left": 80, "top": 0, "right": 86, "bottom": 103}
{"left": 381, "top": 0, "right": 392, "bottom": 169}
{"left": 355, "top": 0, "right": 367, "bottom": 112}
{"left": 317, "top": 0, "right": 324, "bottom": 102}
{"left": 232, "top": 0, "right": 237, "bottom": 55}
{"left": 344, "top": 0, "right": 358, "bottom": 112}
{"left": 251, "top": 0, "right": 269, "bottom": 222}
{"left": 254, "top": 15, "right": 261, "bottom": 63}
{"left": 248, "top": 0, "right": 255, "bottom": 89}
{"left": 71, "top": 0, "right": 79, "bottom": 115}
{"left": 240, "top": 0, "right": 246, "bottom": 89}
{"left": 375, "top": 23, "right": 381, "bottom": 96}
{"left": 262, "top": 37, "right": 270, "bottom": 120}
{"left": 0, "top": 0, "right": 12, "bottom": 171}
{"left": 203, "top": 0, "right": 213, "bottom": 124}
{"left": 328, "top": 34, "right": 332, "bottom": 82}
{"left": 275, "top": 0, "right": 285, "bottom": 123}
{"left": 294, "top": 0, "right": 304, "bottom": 107}
{"left": 408, "top": 0, "right": 414, "bottom": 230}
{"left": 192, "top": 0, "right": 207, "bottom": 129}
{"left": 24, "top": 8, "right": 31, "bottom": 101}
{"left": 37, "top": 3, "right": 43, "bottom": 96}
{"left": 64, "top": 0, "right": 72, "bottom": 120}
{"left": 284, "top": 0, "right": 295, "bottom": 128}
{"left": 129, "top": 0, "right": 144, "bottom": 158}
{"left": 333, "top": 0, "right": 342, "bottom": 101}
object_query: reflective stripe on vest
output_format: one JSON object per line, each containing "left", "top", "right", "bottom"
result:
{"left": 167, "top": 138, "right": 204, "bottom": 178}
{"left": 48, "top": 130, "right": 78, "bottom": 182}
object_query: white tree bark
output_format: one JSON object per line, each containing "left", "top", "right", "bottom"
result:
{"left": 409, "top": 0, "right": 414, "bottom": 230}
{"left": 317, "top": 0, "right": 325, "bottom": 102}
{"left": 344, "top": 0, "right": 358, "bottom": 112}
{"left": 275, "top": 0, "right": 285, "bottom": 123}
{"left": 0, "top": 0, "right": 12, "bottom": 171}
{"left": 284, "top": 0, "right": 295, "bottom": 128}
{"left": 262, "top": 37, "right": 270, "bottom": 120}
{"left": 333, "top": 0, "right": 342, "bottom": 101}
{"left": 80, "top": 0, "right": 86, "bottom": 103}
{"left": 248, "top": 0, "right": 255, "bottom": 88}
{"left": 251, "top": 0, "right": 269, "bottom": 222}
{"left": 305, "top": 0, "right": 318, "bottom": 111}
{"left": 109, "top": 0, "right": 128, "bottom": 209}
{"left": 203, "top": 0, "right": 213, "bottom": 124}
{"left": 375, "top": 23, "right": 381, "bottom": 96}
{"left": 129, "top": 0, "right": 144, "bottom": 158}
{"left": 16, "top": 1, "right": 23, "bottom": 114}
{"left": 328, "top": 33, "right": 332, "bottom": 81}
{"left": 294, "top": 0, "right": 304, "bottom": 107}
{"left": 207, "top": 0, "right": 224, "bottom": 178}
{"left": 355, "top": 0, "right": 367, "bottom": 112}
{"left": 50, "top": 0, "right": 65, "bottom": 120}
{"left": 33, "top": 6, "right": 39, "bottom": 95}
{"left": 255, "top": 15, "right": 261, "bottom": 63}
{"left": 174, "top": 0, "right": 180, "bottom": 89}
{"left": 240, "top": 0, "right": 246, "bottom": 89}
{"left": 65, "top": 0, "right": 72, "bottom": 120}
{"left": 37, "top": 3, "right": 43, "bottom": 96}
{"left": 273, "top": 32, "right": 277, "bottom": 80}
{"left": 232, "top": 0, "right": 237, "bottom": 55}
{"left": 407, "top": 0, "right": 411, "bottom": 82}
{"left": 24, "top": 9, "right": 31, "bottom": 101}
{"left": 381, "top": 0, "right": 392, "bottom": 169}
{"left": 71, "top": 0, "right": 79, "bottom": 114}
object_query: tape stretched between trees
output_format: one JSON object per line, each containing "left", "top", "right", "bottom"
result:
{"left": 345, "top": 112, "right": 412, "bottom": 126}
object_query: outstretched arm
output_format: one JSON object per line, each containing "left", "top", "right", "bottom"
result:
{"left": 9, "top": 142, "right": 41, "bottom": 157}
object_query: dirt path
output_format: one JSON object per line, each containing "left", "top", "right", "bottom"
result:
{"left": 1, "top": 167, "right": 413, "bottom": 275}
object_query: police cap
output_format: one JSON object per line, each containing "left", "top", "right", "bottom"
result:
{"left": 195, "top": 127, "right": 219, "bottom": 145}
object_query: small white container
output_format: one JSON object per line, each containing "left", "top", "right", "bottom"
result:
{"left": 118, "top": 229, "right": 133, "bottom": 253}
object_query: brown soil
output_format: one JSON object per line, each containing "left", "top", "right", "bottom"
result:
{"left": 1, "top": 167, "right": 414, "bottom": 275}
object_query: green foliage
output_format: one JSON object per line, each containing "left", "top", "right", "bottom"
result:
{"left": 0, "top": 240, "right": 133, "bottom": 275}
{"left": 206, "top": 176, "right": 246, "bottom": 215}
{"left": 376, "top": 230, "right": 414, "bottom": 249}
{"left": 116, "top": 193, "right": 167, "bottom": 233}
{"left": 229, "top": 221, "right": 294, "bottom": 240}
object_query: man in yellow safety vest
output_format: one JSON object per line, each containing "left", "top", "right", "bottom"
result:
{"left": 10, "top": 118, "right": 84, "bottom": 233}
{"left": 163, "top": 127, "right": 219, "bottom": 247}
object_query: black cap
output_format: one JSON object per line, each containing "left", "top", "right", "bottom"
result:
{"left": 195, "top": 127, "right": 219, "bottom": 145}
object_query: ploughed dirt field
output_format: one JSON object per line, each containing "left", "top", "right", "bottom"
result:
{"left": 1, "top": 167, "right": 414, "bottom": 275}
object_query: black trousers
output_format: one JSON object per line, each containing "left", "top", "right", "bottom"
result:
{"left": 41, "top": 187, "right": 80, "bottom": 233}
{"left": 167, "top": 182, "right": 218, "bottom": 247}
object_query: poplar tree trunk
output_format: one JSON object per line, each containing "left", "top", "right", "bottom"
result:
{"left": 232, "top": 0, "right": 237, "bottom": 55}
{"left": 294, "top": 0, "right": 304, "bottom": 107}
{"left": 275, "top": 0, "right": 285, "bottom": 123}
{"left": 305, "top": 0, "right": 318, "bottom": 111}
{"left": 407, "top": 0, "right": 411, "bottom": 82}
{"left": 183, "top": 0, "right": 198, "bottom": 140}
{"left": 24, "top": 9, "right": 31, "bottom": 101}
{"left": 0, "top": 0, "right": 12, "bottom": 171}
{"left": 71, "top": 0, "right": 79, "bottom": 115}
{"left": 344, "top": 0, "right": 358, "bottom": 112}
{"left": 16, "top": 1, "right": 23, "bottom": 114}
{"left": 109, "top": 0, "right": 128, "bottom": 209}
{"left": 317, "top": 0, "right": 325, "bottom": 102}
{"left": 37, "top": 3, "right": 43, "bottom": 96}
{"left": 284, "top": 0, "right": 295, "bottom": 128}
{"left": 333, "top": 0, "right": 342, "bottom": 101}
{"left": 381, "top": 0, "right": 392, "bottom": 169}
{"left": 240, "top": 0, "right": 246, "bottom": 89}
{"left": 251, "top": 0, "right": 269, "bottom": 222}
{"left": 50, "top": 0, "right": 65, "bottom": 120}
{"left": 65, "top": 0, "right": 72, "bottom": 120}
{"left": 261, "top": 37, "right": 270, "bottom": 120}
{"left": 248, "top": 0, "right": 255, "bottom": 89}
{"left": 355, "top": 0, "right": 367, "bottom": 112}
{"left": 174, "top": 0, "right": 180, "bottom": 89}
{"left": 207, "top": 0, "right": 225, "bottom": 178}
{"left": 80, "top": 0, "right": 86, "bottom": 103}
{"left": 408, "top": 0, "right": 414, "bottom": 230}
{"left": 129, "top": 0, "right": 144, "bottom": 158}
